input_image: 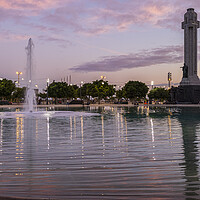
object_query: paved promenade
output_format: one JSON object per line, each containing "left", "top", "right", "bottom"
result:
{"left": 1, "top": 103, "right": 200, "bottom": 109}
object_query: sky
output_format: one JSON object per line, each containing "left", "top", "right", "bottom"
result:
{"left": 1, "top": 0, "right": 200, "bottom": 90}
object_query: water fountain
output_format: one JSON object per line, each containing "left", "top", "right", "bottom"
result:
{"left": 24, "top": 38, "right": 36, "bottom": 112}
{"left": 0, "top": 38, "right": 96, "bottom": 118}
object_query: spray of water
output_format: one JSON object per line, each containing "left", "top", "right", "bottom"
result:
{"left": 24, "top": 38, "right": 36, "bottom": 112}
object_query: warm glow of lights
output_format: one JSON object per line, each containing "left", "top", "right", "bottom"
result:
{"left": 150, "top": 118, "right": 156, "bottom": 161}
{"left": 16, "top": 72, "right": 23, "bottom": 86}
{"left": 125, "top": 117, "right": 128, "bottom": 142}
{"left": 70, "top": 116, "right": 73, "bottom": 141}
{"left": 81, "top": 116, "right": 84, "bottom": 159}
{"left": 47, "top": 116, "right": 50, "bottom": 149}
{"left": 15, "top": 117, "right": 24, "bottom": 161}
{"left": 101, "top": 115, "right": 105, "bottom": 156}
{"left": 101, "top": 76, "right": 106, "bottom": 80}
{"left": 74, "top": 116, "right": 76, "bottom": 138}
{"left": 168, "top": 109, "right": 172, "bottom": 140}
{"left": 0, "top": 119, "right": 3, "bottom": 154}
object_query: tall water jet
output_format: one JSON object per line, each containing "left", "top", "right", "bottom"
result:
{"left": 25, "top": 38, "right": 36, "bottom": 112}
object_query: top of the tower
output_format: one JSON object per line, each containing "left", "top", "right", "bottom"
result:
{"left": 182, "top": 8, "right": 199, "bottom": 29}
{"left": 187, "top": 8, "right": 194, "bottom": 12}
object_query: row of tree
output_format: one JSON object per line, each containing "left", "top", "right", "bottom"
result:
{"left": 0, "top": 78, "right": 170, "bottom": 103}
{"left": 45, "top": 80, "right": 116, "bottom": 103}
{"left": 45, "top": 80, "right": 170, "bottom": 103}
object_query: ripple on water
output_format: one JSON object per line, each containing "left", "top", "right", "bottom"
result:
{"left": 0, "top": 106, "right": 199, "bottom": 199}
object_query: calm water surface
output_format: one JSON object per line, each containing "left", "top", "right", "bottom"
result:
{"left": 0, "top": 106, "right": 200, "bottom": 199}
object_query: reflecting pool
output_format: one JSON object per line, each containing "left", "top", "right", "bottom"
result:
{"left": 0, "top": 106, "right": 200, "bottom": 199}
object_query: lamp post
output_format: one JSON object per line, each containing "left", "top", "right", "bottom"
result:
{"left": 47, "top": 78, "right": 49, "bottom": 105}
{"left": 151, "top": 81, "right": 154, "bottom": 90}
{"left": 168, "top": 72, "right": 172, "bottom": 89}
{"left": 16, "top": 72, "right": 22, "bottom": 87}
{"left": 101, "top": 75, "right": 106, "bottom": 81}
{"left": 80, "top": 81, "right": 83, "bottom": 100}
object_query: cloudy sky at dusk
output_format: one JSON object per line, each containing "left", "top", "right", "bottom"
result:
{"left": 1, "top": 0, "right": 200, "bottom": 89}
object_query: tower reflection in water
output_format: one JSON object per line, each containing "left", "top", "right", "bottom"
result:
{"left": 178, "top": 108, "right": 200, "bottom": 197}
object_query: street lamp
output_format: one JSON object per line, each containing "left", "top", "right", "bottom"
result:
{"left": 168, "top": 72, "right": 172, "bottom": 89}
{"left": 80, "top": 81, "right": 84, "bottom": 100}
{"left": 151, "top": 81, "right": 154, "bottom": 89}
{"left": 16, "top": 71, "right": 22, "bottom": 87}
{"left": 47, "top": 78, "right": 50, "bottom": 105}
{"left": 101, "top": 75, "right": 106, "bottom": 80}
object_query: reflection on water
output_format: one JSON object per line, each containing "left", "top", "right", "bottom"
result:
{"left": 178, "top": 108, "right": 200, "bottom": 198}
{"left": 47, "top": 116, "right": 50, "bottom": 149}
{"left": 0, "top": 106, "right": 200, "bottom": 199}
{"left": 15, "top": 117, "right": 24, "bottom": 164}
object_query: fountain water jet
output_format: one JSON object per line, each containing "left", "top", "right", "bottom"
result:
{"left": 0, "top": 38, "right": 99, "bottom": 120}
{"left": 25, "top": 38, "right": 36, "bottom": 112}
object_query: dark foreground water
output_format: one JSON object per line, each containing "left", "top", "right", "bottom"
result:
{"left": 0, "top": 106, "right": 200, "bottom": 199}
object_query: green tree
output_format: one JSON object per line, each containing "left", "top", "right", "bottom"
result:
{"left": 116, "top": 89, "right": 125, "bottom": 100}
{"left": 77, "top": 80, "right": 115, "bottom": 102}
{"left": 88, "top": 83, "right": 98, "bottom": 98}
{"left": 68, "top": 85, "right": 77, "bottom": 99}
{"left": 0, "top": 79, "right": 16, "bottom": 100}
{"left": 38, "top": 92, "right": 47, "bottom": 99}
{"left": 148, "top": 87, "right": 170, "bottom": 101}
{"left": 12, "top": 87, "right": 26, "bottom": 102}
{"left": 88, "top": 80, "right": 115, "bottom": 102}
{"left": 79, "top": 83, "right": 93, "bottom": 99}
{"left": 48, "top": 82, "right": 77, "bottom": 103}
{"left": 48, "top": 82, "right": 67, "bottom": 98}
{"left": 123, "top": 81, "right": 148, "bottom": 102}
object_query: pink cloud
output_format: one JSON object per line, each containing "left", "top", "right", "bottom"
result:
{"left": 1, "top": 0, "right": 200, "bottom": 42}
{"left": 0, "top": 30, "right": 28, "bottom": 41}
{"left": 42, "top": 1, "right": 140, "bottom": 35}
{"left": 37, "top": 35, "right": 71, "bottom": 47}
{"left": 41, "top": 0, "right": 190, "bottom": 35}
{"left": 0, "top": 0, "right": 63, "bottom": 10}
